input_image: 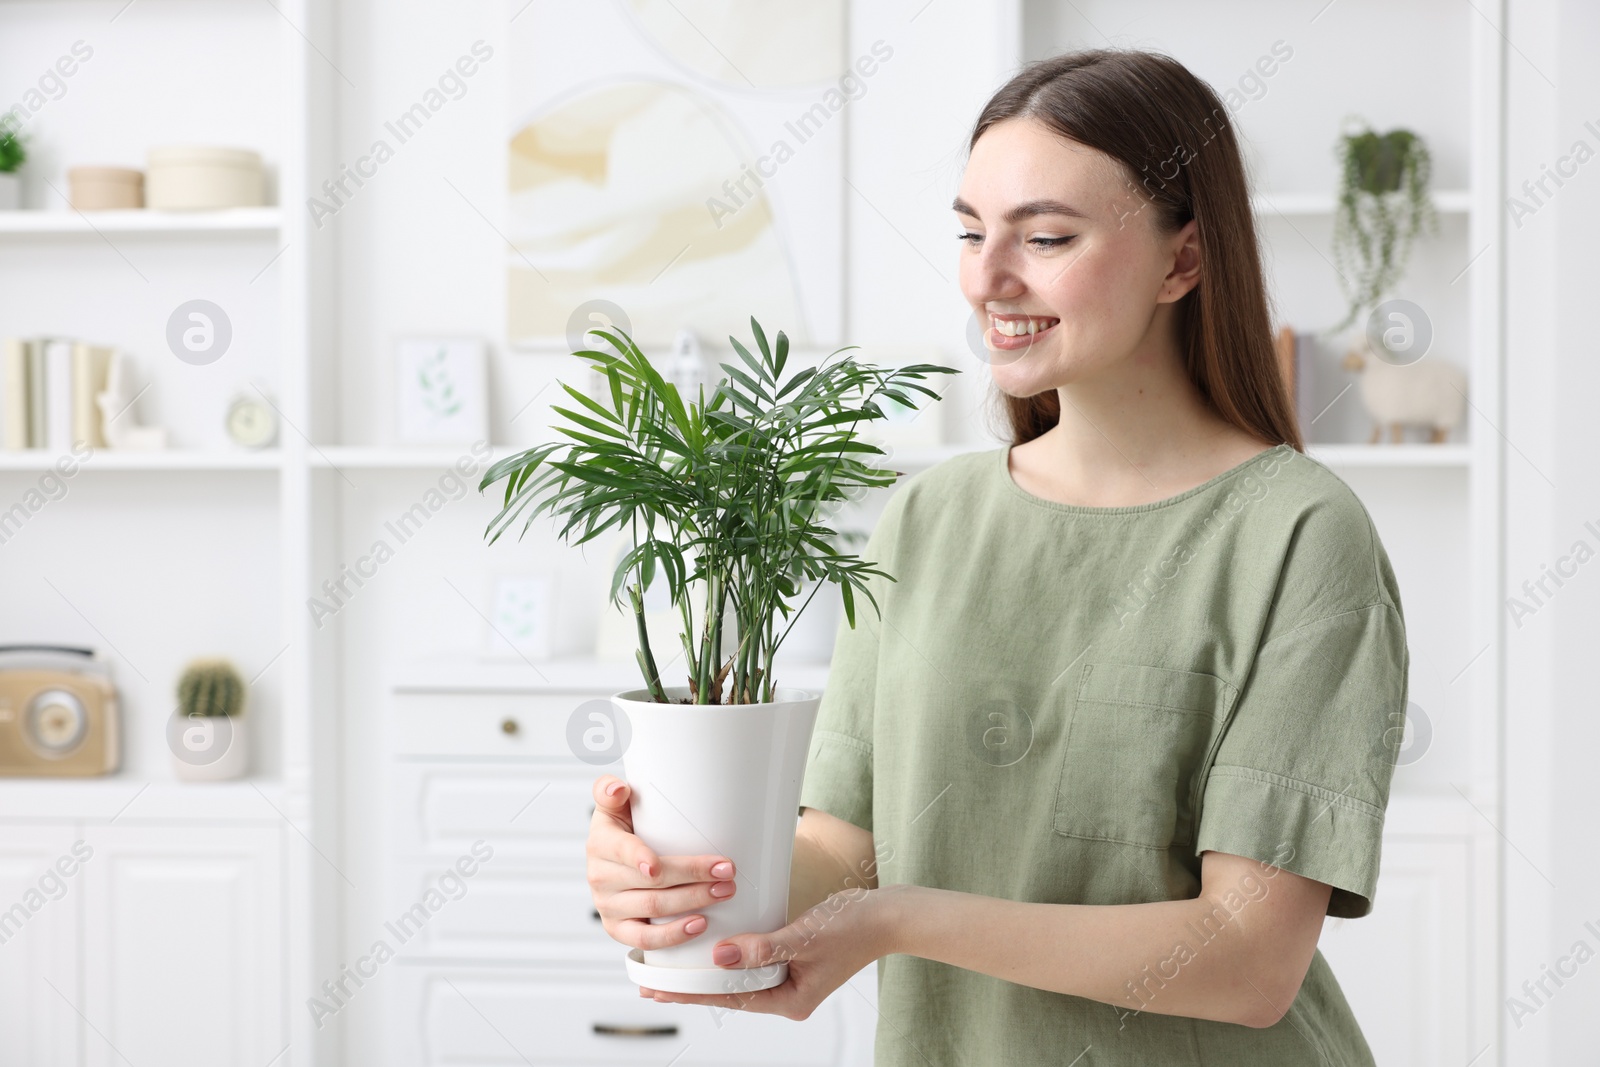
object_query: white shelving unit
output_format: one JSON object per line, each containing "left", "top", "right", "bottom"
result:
{"left": 0, "top": 1, "right": 332, "bottom": 1064}
{"left": 0, "top": 206, "right": 281, "bottom": 236}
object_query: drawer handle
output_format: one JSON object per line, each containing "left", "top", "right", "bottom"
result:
{"left": 500, "top": 718, "right": 519, "bottom": 735}
{"left": 593, "top": 1022, "right": 679, "bottom": 1038}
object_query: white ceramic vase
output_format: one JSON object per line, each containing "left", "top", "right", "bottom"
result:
{"left": 615, "top": 683, "right": 821, "bottom": 995}
{"left": 0, "top": 173, "right": 20, "bottom": 210}
{"left": 168, "top": 711, "right": 250, "bottom": 781}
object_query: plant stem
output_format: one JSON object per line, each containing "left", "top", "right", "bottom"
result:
{"left": 628, "top": 583, "right": 669, "bottom": 703}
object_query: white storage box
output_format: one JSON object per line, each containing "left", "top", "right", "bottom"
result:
{"left": 145, "top": 145, "right": 264, "bottom": 209}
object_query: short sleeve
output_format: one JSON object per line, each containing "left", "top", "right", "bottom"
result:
{"left": 796, "top": 487, "right": 907, "bottom": 834}
{"left": 1194, "top": 601, "right": 1409, "bottom": 918}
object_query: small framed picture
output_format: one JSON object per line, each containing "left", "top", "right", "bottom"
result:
{"left": 396, "top": 337, "right": 488, "bottom": 444}
{"left": 484, "top": 573, "right": 556, "bottom": 661}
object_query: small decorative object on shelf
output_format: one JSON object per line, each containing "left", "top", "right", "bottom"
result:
{"left": 477, "top": 316, "right": 957, "bottom": 994}
{"left": 484, "top": 573, "right": 555, "bottom": 660}
{"left": 0, "top": 120, "right": 26, "bottom": 210}
{"left": 67, "top": 165, "right": 144, "bottom": 211}
{"left": 167, "top": 657, "right": 249, "bottom": 782}
{"left": 395, "top": 336, "right": 488, "bottom": 445}
{"left": 146, "top": 145, "right": 264, "bottom": 210}
{"left": 665, "top": 326, "right": 707, "bottom": 400}
{"left": 1329, "top": 120, "right": 1437, "bottom": 333}
{"left": 96, "top": 350, "right": 167, "bottom": 449}
{"left": 226, "top": 391, "right": 279, "bottom": 449}
{"left": 0, "top": 645, "right": 120, "bottom": 777}
{"left": 1341, "top": 337, "right": 1466, "bottom": 444}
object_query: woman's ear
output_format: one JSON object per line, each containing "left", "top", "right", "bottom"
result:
{"left": 1156, "top": 217, "right": 1201, "bottom": 304}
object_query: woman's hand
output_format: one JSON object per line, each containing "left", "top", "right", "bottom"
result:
{"left": 586, "top": 773, "right": 739, "bottom": 950}
{"left": 639, "top": 884, "right": 904, "bottom": 1021}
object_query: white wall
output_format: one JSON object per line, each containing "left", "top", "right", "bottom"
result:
{"left": 1504, "top": 0, "right": 1600, "bottom": 1063}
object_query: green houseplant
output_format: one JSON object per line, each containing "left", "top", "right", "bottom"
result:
{"left": 1329, "top": 122, "right": 1436, "bottom": 333}
{"left": 0, "top": 121, "right": 26, "bottom": 211}
{"left": 477, "top": 316, "right": 956, "bottom": 993}
{"left": 478, "top": 317, "right": 957, "bottom": 706}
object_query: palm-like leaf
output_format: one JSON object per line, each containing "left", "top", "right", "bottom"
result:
{"left": 479, "top": 316, "right": 958, "bottom": 704}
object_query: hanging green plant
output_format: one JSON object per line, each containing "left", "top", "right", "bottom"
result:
{"left": 1328, "top": 121, "right": 1436, "bottom": 334}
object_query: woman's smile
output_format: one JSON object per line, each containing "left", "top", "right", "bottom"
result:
{"left": 988, "top": 312, "right": 1061, "bottom": 350}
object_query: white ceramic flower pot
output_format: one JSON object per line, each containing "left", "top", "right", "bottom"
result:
{"left": 615, "top": 683, "right": 821, "bottom": 995}
{"left": 0, "top": 173, "right": 20, "bottom": 210}
{"left": 167, "top": 711, "right": 249, "bottom": 781}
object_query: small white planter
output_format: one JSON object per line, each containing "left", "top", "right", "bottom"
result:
{"left": 616, "top": 683, "right": 821, "bottom": 995}
{"left": 0, "top": 173, "right": 20, "bottom": 210}
{"left": 167, "top": 711, "right": 250, "bottom": 781}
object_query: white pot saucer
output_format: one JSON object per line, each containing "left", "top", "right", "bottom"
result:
{"left": 625, "top": 948, "right": 788, "bottom": 994}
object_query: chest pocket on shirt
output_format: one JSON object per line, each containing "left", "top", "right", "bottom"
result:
{"left": 1052, "top": 661, "right": 1239, "bottom": 849}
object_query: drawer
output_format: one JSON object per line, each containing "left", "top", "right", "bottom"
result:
{"left": 389, "top": 859, "right": 614, "bottom": 964}
{"left": 390, "top": 965, "right": 859, "bottom": 1066}
{"left": 389, "top": 762, "right": 599, "bottom": 862}
{"left": 393, "top": 691, "right": 621, "bottom": 759}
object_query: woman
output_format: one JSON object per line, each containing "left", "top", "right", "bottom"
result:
{"left": 586, "top": 48, "right": 1409, "bottom": 1066}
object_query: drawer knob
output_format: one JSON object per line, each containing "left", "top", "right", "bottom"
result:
{"left": 594, "top": 1022, "right": 679, "bottom": 1038}
{"left": 500, "top": 718, "right": 519, "bottom": 735}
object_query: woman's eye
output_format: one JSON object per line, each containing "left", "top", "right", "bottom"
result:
{"left": 957, "top": 231, "right": 982, "bottom": 244}
{"left": 1030, "top": 236, "right": 1074, "bottom": 248}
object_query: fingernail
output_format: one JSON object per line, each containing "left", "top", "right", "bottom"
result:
{"left": 638, "top": 860, "right": 653, "bottom": 877}
{"left": 710, "top": 861, "right": 733, "bottom": 878}
{"left": 713, "top": 944, "right": 741, "bottom": 966}
{"left": 683, "top": 916, "right": 707, "bottom": 935}
{"left": 606, "top": 782, "right": 624, "bottom": 797}
{"left": 710, "top": 881, "right": 735, "bottom": 898}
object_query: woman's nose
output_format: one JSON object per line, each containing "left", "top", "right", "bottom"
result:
{"left": 964, "top": 244, "right": 1025, "bottom": 306}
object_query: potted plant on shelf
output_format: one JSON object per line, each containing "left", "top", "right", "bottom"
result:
{"left": 0, "top": 122, "right": 26, "bottom": 210}
{"left": 478, "top": 317, "right": 956, "bottom": 994}
{"left": 167, "top": 658, "right": 250, "bottom": 781}
{"left": 1329, "top": 120, "right": 1437, "bottom": 333}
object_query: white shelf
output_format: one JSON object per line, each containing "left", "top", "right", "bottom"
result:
{"left": 1252, "top": 189, "right": 1471, "bottom": 216}
{"left": 391, "top": 654, "right": 831, "bottom": 696}
{"left": 307, "top": 442, "right": 1469, "bottom": 473}
{"left": 312, "top": 445, "right": 511, "bottom": 469}
{"left": 0, "top": 449, "right": 281, "bottom": 470}
{"left": 1304, "top": 443, "right": 1471, "bottom": 467}
{"left": 887, "top": 442, "right": 1470, "bottom": 469}
{"left": 0, "top": 207, "right": 281, "bottom": 237}
{"left": 0, "top": 778, "right": 288, "bottom": 823}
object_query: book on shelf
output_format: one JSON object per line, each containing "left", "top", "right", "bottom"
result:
{"left": 0, "top": 336, "right": 115, "bottom": 451}
{"left": 1273, "top": 325, "right": 1317, "bottom": 436}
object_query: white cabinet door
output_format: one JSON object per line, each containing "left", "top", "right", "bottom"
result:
{"left": 79, "top": 824, "right": 286, "bottom": 1067}
{"left": 0, "top": 824, "right": 84, "bottom": 1067}
{"left": 1316, "top": 834, "right": 1471, "bottom": 1067}
{"left": 388, "top": 962, "right": 881, "bottom": 1067}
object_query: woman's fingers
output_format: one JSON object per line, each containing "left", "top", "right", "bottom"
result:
{"left": 586, "top": 775, "right": 739, "bottom": 952}
{"left": 612, "top": 912, "right": 712, "bottom": 951}
{"left": 597, "top": 877, "right": 737, "bottom": 923}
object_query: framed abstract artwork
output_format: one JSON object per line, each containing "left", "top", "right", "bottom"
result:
{"left": 508, "top": 0, "right": 848, "bottom": 352}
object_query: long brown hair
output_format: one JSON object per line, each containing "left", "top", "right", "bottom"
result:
{"left": 968, "top": 49, "right": 1302, "bottom": 452}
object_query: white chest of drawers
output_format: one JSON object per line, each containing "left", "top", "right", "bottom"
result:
{"left": 382, "top": 659, "right": 879, "bottom": 1066}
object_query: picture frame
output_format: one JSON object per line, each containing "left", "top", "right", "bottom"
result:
{"left": 395, "top": 337, "right": 488, "bottom": 444}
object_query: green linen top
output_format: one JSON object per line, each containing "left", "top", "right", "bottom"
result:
{"left": 797, "top": 441, "right": 1409, "bottom": 1067}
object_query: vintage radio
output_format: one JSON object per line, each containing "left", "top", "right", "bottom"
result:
{"left": 0, "top": 646, "right": 120, "bottom": 777}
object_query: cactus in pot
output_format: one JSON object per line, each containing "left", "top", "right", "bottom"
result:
{"left": 169, "top": 657, "right": 249, "bottom": 780}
